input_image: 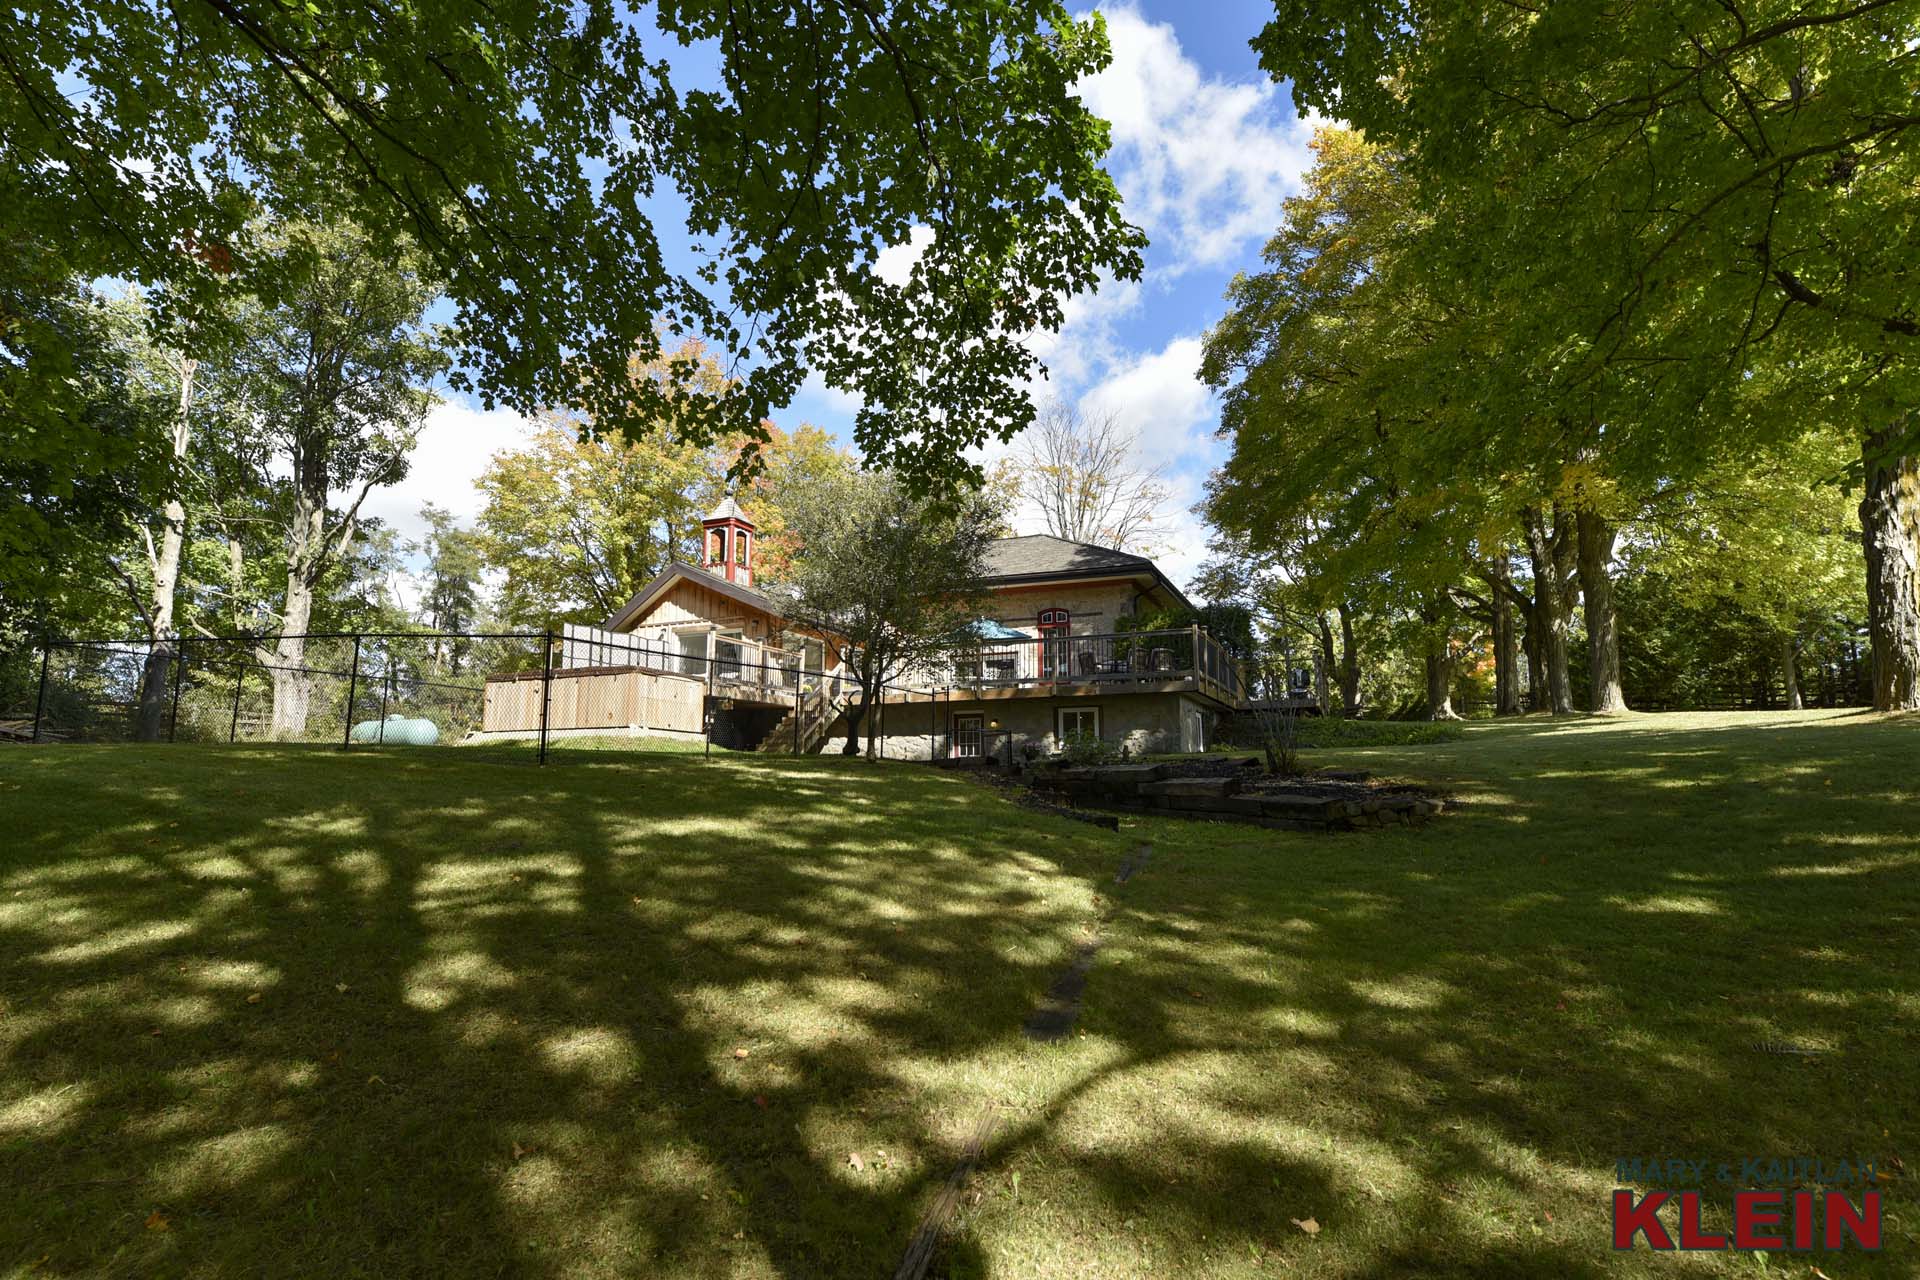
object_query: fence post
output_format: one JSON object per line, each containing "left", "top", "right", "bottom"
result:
{"left": 167, "top": 638, "right": 187, "bottom": 742}
{"left": 343, "top": 635, "right": 362, "bottom": 748}
{"left": 31, "top": 643, "right": 51, "bottom": 743}
{"left": 376, "top": 642, "right": 391, "bottom": 743}
{"left": 228, "top": 661, "right": 245, "bottom": 743}
{"left": 538, "top": 629, "right": 554, "bottom": 764}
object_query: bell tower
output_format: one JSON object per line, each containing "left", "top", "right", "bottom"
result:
{"left": 701, "top": 496, "right": 756, "bottom": 588}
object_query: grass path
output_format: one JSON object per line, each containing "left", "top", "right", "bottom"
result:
{"left": 3, "top": 710, "right": 1918, "bottom": 1277}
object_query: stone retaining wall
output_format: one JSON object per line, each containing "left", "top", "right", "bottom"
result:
{"left": 1034, "top": 762, "right": 1442, "bottom": 832}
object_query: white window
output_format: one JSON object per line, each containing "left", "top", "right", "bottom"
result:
{"left": 1056, "top": 706, "right": 1100, "bottom": 742}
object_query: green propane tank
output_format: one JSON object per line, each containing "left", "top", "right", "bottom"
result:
{"left": 349, "top": 714, "right": 441, "bottom": 745}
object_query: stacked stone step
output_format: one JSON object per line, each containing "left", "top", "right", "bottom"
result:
{"left": 1037, "top": 762, "right": 1442, "bottom": 832}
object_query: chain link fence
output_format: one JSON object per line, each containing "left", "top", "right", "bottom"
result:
{"left": 6, "top": 630, "right": 943, "bottom": 764}
{"left": 14, "top": 632, "right": 546, "bottom": 755}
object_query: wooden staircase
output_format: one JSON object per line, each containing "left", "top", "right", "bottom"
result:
{"left": 756, "top": 685, "right": 844, "bottom": 754}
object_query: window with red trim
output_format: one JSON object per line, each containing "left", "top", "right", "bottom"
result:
{"left": 1037, "top": 608, "right": 1070, "bottom": 636}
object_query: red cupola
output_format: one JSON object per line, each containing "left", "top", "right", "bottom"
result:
{"left": 701, "top": 496, "right": 756, "bottom": 588}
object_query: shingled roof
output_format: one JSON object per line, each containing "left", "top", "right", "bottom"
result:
{"left": 979, "top": 534, "right": 1191, "bottom": 609}
{"left": 980, "top": 534, "right": 1155, "bottom": 580}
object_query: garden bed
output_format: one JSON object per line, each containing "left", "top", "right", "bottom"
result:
{"left": 1031, "top": 756, "right": 1448, "bottom": 831}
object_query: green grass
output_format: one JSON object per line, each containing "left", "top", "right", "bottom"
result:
{"left": 3, "top": 710, "right": 1918, "bottom": 1277}
{"left": 1291, "top": 715, "right": 1468, "bottom": 747}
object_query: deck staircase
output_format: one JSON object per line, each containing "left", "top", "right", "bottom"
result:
{"left": 756, "top": 684, "right": 845, "bottom": 754}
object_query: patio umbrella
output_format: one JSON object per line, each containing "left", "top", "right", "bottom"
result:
{"left": 957, "top": 618, "right": 1028, "bottom": 642}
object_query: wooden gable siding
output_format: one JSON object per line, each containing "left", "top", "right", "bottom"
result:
{"left": 627, "top": 577, "right": 779, "bottom": 640}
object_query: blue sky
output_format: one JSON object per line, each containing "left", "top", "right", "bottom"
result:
{"left": 369, "top": 3, "right": 1318, "bottom": 597}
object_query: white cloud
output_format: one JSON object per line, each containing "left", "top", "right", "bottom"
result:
{"left": 1076, "top": 335, "right": 1212, "bottom": 466}
{"left": 1075, "top": 335, "right": 1218, "bottom": 591}
{"left": 361, "top": 396, "right": 538, "bottom": 548}
{"left": 794, "top": 367, "right": 866, "bottom": 419}
{"left": 1079, "top": 5, "right": 1322, "bottom": 273}
{"left": 873, "top": 224, "right": 936, "bottom": 287}
{"left": 1023, "top": 272, "right": 1143, "bottom": 395}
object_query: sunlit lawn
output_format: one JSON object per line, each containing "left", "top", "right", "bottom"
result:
{"left": 2, "top": 710, "right": 1916, "bottom": 1277}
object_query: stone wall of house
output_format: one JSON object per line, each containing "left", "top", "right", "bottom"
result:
{"left": 981, "top": 580, "right": 1149, "bottom": 637}
{"left": 816, "top": 690, "right": 1210, "bottom": 761}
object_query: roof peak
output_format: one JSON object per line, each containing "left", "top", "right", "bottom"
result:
{"left": 991, "top": 531, "right": 1149, "bottom": 558}
{"left": 704, "top": 495, "right": 752, "bottom": 526}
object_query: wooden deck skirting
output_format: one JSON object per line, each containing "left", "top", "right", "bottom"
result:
{"left": 480, "top": 664, "right": 712, "bottom": 736}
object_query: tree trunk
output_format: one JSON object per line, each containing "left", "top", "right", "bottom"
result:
{"left": 1523, "top": 506, "right": 1575, "bottom": 714}
{"left": 1424, "top": 643, "right": 1458, "bottom": 721}
{"left": 1488, "top": 557, "right": 1521, "bottom": 717}
{"left": 261, "top": 487, "right": 327, "bottom": 739}
{"left": 264, "top": 588, "right": 316, "bottom": 740}
{"left": 1575, "top": 508, "right": 1629, "bottom": 714}
{"left": 843, "top": 648, "right": 875, "bottom": 756}
{"left": 135, "top": 356, "right": 198, "bottom": 741}
{"left": 1859, "top": 425, "right": 1920, "bottom": 712}
{"left": 1336, "top": 604, "right": 1362, "bottom": 717}
{"left": 1520, "top": 618, "right": 1546, "bottom": 712}
{"left": 1781, "top": 635, "right": 1804, "bottom": 711}
{"left": 841, "top": 697, "right": 866, "bottom": 756}
{"left": 1422, "top": 601, "right": 1459, "bottom": 721}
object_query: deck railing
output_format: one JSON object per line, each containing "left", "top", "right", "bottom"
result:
{"left": 940, "top": 627, "right": 1244, "bottom": 704}
{"left": 561, "top": 622, "right": 1246, "bottom": 708}
{"left": 560, "top": 622, "right": 819, "bottom": 704}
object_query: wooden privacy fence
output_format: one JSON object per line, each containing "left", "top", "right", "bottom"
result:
{"left": 482, "top": 665, "right": 705, "bottom": 736}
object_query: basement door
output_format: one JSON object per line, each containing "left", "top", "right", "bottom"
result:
{"left": 953, "top": 714, "right": 984, "bottom": 759}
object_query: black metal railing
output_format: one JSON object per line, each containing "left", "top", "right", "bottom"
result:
{"left": 941, "top": 627, "right": 1244, "bottom": 702}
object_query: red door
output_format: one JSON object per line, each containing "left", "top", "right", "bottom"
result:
{"left": 1038, "top": 609, "right": 1070, "bottom": 679}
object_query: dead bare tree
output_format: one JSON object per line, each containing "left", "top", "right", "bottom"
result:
{"left": 1015, "top": 401, "right": 1170, "bottom": 553}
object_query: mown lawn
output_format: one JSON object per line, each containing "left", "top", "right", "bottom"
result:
{"left": 2, "top": 710, "right": 1916, "bottom": 1277}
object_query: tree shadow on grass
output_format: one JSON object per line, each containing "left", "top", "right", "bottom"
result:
{"left": 3, "top": 717, "right": 1916, "bottom": 1278}
{"left": 1016, "top": 712, "right": 1919, "bottom": 1276}
{"left": 0, "top": 746, "right": 1129, "bottom": 1277}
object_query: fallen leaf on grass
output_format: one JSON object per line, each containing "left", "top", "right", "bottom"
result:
{"left": 334, "top": 983, "right": 350, "bottom": 994}
{"left": 511, "top": 1142, "right": 532, "bottom": 1161}
{"left": 1291, "top": 1217, "right": 1320, "bottom": 1236}
{"left": 732, "top": 1047, "right": 750, "bottom": 1060}
{"left": 144, "top": 1210, "right": 171, "bottom": 1232}
{"left": 752, "top": 1095, "right": 768, "bottom": 1109}
{"left": 847, "top": 1152, "right": 865, "bottom": 1173}
{"left": 244, "top": 992, "right": 262, "bottom": 1005}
